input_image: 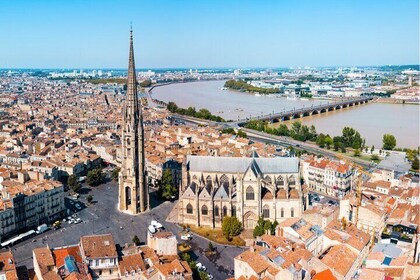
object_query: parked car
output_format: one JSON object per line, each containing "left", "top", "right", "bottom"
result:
{"left": 36, "top": 224, "right": 49, "bottom": 234}
{"left": 196, "top": 263, "right": 207, "bottom": 271}
{"left": 181, "top": 233, "right": 192, "bottom": 240}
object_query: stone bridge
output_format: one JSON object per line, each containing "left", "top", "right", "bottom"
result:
{"left": 235, "top": 97, "right": 374, "bottom": 126}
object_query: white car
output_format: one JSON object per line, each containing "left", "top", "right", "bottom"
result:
{"left": 74, "top": 218, "right": 82, "bottom": 224}
{"left": 208, "top": 274, "right": 214, "bottom": 280}
{"left": 196, "top": 263, "right": 206, "bottom": 271}
{"left": 181, "top": 233, "right": 192, "bottom": 240}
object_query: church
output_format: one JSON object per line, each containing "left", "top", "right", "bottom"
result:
{"left": 178, "top": 153, "right": 307, "bottom": 229}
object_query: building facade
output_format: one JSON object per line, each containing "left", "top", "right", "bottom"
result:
{"left": 179, "top": 155, "right": 306, "bottom": 229}
{"left": 301, "top": 157, "right": 354, "bottom": 198}
{"left": 118, "top": 29, "right": 149, "bottom": 214}
{"left": 0, "top": 172, "right": 65, "bottom": 242}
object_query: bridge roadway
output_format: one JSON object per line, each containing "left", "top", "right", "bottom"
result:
{"left": 232, "top": 96, "right": 374, "bottom": 126}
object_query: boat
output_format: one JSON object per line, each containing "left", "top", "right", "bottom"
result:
{"left": 287, "top": 95, "right": 297, "bottom": 100}
{"left": 255, "top": 93, "right": 261, "bottom": 97}
{"left": 219, "top": 87, "right": 227, "bottom": 90}
{"left": 300, "top": 98, "right": 309, "bottom": 101}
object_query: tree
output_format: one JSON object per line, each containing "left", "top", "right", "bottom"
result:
{"left": 67, "top": 175, "right": 81, "bottom": 193}
{"left": 342, "top": 127, "right": 362, "bottom": 149}
{"left": 412, "top": 157, "right": 419, "bottom": 171}
{"left": 158, "top": 169, "right": 178, "bottom": 200}
{"left": 236, "top": 130, "right": 247, "bottom": 138}
{"left": 199, "top": 271, "right": 210, "bottom": 280}
{"left": 140, "top": 79, "right": 152, "bottom": 87}
{"left": 86, "top": 168, "right": 104, "bottom": 187}
{"left": 208, "top": 242, "right": 214, "bottom": 252}
{"left": 167, "top": 102, "right": 178, "bottom": 113}
{"left": 87, "top": 194, "right": 93, "bottom": 204}
{"left": 324, "top": 136, "right": 333, "bottom": 150}
{"left": 222, "top": 216, "right": 243, "bottom": 240}
{"left": 382, "top": 134, "right": 397, "bottom": 150}
{"left": 316, "top": 133, "right": 326, "bottom": 148}
{"left": 132, "top": 235, "right": 140, "bottom": 245}
{"left": 111, "top": 168, "right": 120, "bottom": 181}
{"left": 253, "top": 218, "right": 276, "bottom": 238}
{"left": 371, "top": 145, "right": 375, "bottom": 153}
{"left": 353, "top": 149, "right": 361, "bottom": 157}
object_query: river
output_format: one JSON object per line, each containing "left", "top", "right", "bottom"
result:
{"left": 152, "top": 80, "right": 419, "bottom": 148}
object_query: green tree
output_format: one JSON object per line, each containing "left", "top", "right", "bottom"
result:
{"left": 208, "top": 242, "right": 214, "bottom": 252}
{"left": 199, "top": 271, "right": 210, "bottom": 280}
{"left": 111, "top": 167, "right": 120, "bottom": 181}
{"left": 67, "top": 175, "right": 81, "bottom": 193}
{"left": 382, "top": 134, "right": 397, "bottom": 150}
{"left": 167, "top": 102, "right": 178, "bottom": 113}
{"left": 353, "top": 149, "right": 361, "bottom": 157}
{"left": 412, "top": 157, "right": 419, "bottom": 170}
{"left": 139, "top": 79, "right": 152, "bottom": 87}
{"left": 158, "top": 169, "right": 178, "bottom": 200}
{"left": 87, "top": 194, "right": 93, "bottom": 203}
{"left": 222, "top": 216, "right": 243, "bottom": 240}
{"left": 324, "top": 136, "right": 333, "bottom": 149}
{"left": 342, "top": 127, "right": 362, "bottom": 149}
{"left": 371, "top": 145, "right": 375, "bottom": 153}
{"left": 253, "top": 217, "right": 276, "bottom": 238}
{"left": 132, "top": 235, "right": 140, "bottom": 245}
{"left": 236, "top": 130, "right": 247, "bottom": 138}
{"left": 316, "top": 133, "right": 326, "bottom": 148}
{"left": 86, "top": 168, "right": 104, "bottom": 186}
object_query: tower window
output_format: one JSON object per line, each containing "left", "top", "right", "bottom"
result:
{"left": 246, "top": 186, "right": 255, "bottom": 200}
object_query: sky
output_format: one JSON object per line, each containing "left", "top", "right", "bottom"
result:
{"left": 1, "top": 0, "right": 419, "bottom": 69}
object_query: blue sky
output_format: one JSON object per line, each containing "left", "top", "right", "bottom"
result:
{"left": 1, "top": 0, "right": 418, "bottom": 68}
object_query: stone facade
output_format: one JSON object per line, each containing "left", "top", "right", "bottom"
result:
{"left": 179, "top": 155, "right": 306, "bottom": 229}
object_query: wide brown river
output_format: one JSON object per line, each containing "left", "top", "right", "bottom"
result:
{"left": 152, "top": 80, "right": 419, "bottom": 148}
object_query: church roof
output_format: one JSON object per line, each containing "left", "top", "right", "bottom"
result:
{"left": 186, "top": 155, "right": 299, "bottom": 174}
{"left": 214, "top": 184, "right": 229, "bottom": 199}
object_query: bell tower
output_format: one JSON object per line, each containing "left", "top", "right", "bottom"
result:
{"left": 118, "top": 28, "right": 149, "bottom": 214}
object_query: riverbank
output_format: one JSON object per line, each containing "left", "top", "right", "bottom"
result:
{"left": 374, "top": 97, "right": 419, "bottom": 105}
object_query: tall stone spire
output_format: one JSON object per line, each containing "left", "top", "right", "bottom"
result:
{"left": 118, "top": 28, "right": 149, "bottom": 214}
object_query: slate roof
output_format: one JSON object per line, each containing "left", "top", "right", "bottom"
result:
{"left": 186, "top": 155, "right": 299, "bottom": 174}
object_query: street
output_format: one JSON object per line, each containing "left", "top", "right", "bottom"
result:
{"left": 8, "top": 181, "right": 243, "bottom": 279}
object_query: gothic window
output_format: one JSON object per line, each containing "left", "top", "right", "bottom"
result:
{"left": 186, "top": 204, "right": 193, "bottom": 214}
{"left": 206, "top": 175, "right": 212, "bottom": 187}
{"left": 264, "top": 175, "right": 272, "bottom": 185}
{"left": 291, "top": 207, "right": 295, "bottom": 217}
{"left": 280, "top": 208, "right": 284, "bottom": 217}
{"left": 214, "top": 205, "right": 219, "bottom": 217}
{"left": 276, "top": 176, "right": 285, "bottom": 186}
{"left": 201, "top": 205, "right": 208, "bottom": 215}
{"left": 220, "top": 174, "right": 229, "bottom": 188}
{"left": 289, "top": 175, "right": 296, "bottom": 186}
{"left": 246, "top": 186, "right": 255, "bottom": 200}
{"left": 232, "top": 206, "right": 236, "bottom": 217}
{"left": 192, "top": 175, "right": 198, "bottom": 182}
{"left": 263, "top": 205, "right": 270, "bottom": 218}
{"left": 223, "top": 206, "right": 228, "bottom": 217}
